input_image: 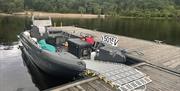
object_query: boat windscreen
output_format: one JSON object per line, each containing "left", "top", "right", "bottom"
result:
{"left": 49, "top": 31, "right": 62, "bottom": 34}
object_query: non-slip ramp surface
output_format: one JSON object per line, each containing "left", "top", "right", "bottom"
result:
{"left": 83, "top": 60, "right": 152, "bottom": 91}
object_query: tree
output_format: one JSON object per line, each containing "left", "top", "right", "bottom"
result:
{"left": 0, "top": 0, "right": 180, "bottom": 18}
{"left": 78, "top": 6, "right": 86, "bottom": 15}
{"left": 0, "top": 0, "right": 24, "bottom": 13}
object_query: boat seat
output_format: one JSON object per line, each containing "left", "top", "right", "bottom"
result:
{"left": 38, "top": 39, "right": 56, "bottom": 52}
{"left": 32, "top": 37, "right": 37, "bottom": 42}
{"left": 38, "top": 26, "right": 46, "bottom": 36}
{"left": 85, "top": 36, "right": 95, "bottom": 45}
{"left": 30, "top": 26, "right": 48, "bottom": 41}
{"left": 24, "top": 31, "right": 30, "bottom": 38}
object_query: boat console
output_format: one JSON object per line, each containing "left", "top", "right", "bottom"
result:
{"left": 67, "top": 38, "right": 92, "bottom": 59}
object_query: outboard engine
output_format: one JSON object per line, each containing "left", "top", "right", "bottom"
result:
{"left": 68, "top": 38, "right": 92, "bottom": 59}
{"left": 95, "top": 45, "right": 126, "bottom": 63}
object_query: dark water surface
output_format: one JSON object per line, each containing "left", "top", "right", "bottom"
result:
{"left": 0, "top": 43, "right": 75, "bottom": 91}
{"left": 0, "top": 16, "right": 180, "bottom": 91}
{"left": 53, "top": 18, "right": 180, "bottom": 47}
{"left": 0, "top": 44, "right": 38, "bottom": 91}
{"left": 0, "top": 16, "right": 180, "bottom": 46}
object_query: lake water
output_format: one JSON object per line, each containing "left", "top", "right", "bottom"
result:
{"left": 0, "top": 16, "right": 180, "bottom": 91}
{"left": 53, "top": 18, "right": 180, "bottom": 47}
{"left": 0, "top": 16, "right": 180, "bottom": 46}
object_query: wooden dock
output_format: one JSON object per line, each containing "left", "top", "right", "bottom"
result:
{"left": 46, "top": 64, "right": 180, "bottom": 91}
{"left": 46, "top": 26, "right": 180, "bottom": 91}
{"left": 49, "top": 26, "right": 180, "bottom": 74}
{"left": 137, "top": 64, "right": 180, "bottom": 91}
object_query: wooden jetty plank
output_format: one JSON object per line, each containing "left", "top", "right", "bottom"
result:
{"left": 163, "top": 55, "right": 180, "bottom": 66}
{"left": 168, "top": 59, "right": 180, "bottom": 68}
{"left": 146, "top": 87, "right": 160, "bottom": 91}
{"left": 147, "top": 50, "right": 180, "bottom": 64}
{"left": 88, "top": 81, "right": 106, "bottom": 91}
{"left": 141, "top": 46, "right": 173, "bottom": 59}
{"left": 142, "top": 45, "right": 172, "bottom": 55}
{"left": 146, "top": 81, "right": 170, "bottom": 91}
{"left": 136, "top": 65, "right": 180, "bottom": 91}
{"left": 68, "top": 87, "right": 79, "bottom": 91}
{"left": 46, "top": 77, "right": 98, "bottom": 91}
{"left": 127, "top": 43, "right": 154, "bottom": 51}
{"left": 88, "top": 80, "right": 112, "bottom": 91}
{"left": 75, "top": 85, "right": 86, "bottom": 91}
{"left": 80, "top": 83, "right": 96, "bottom": 91}
{"left": 93, "top": 80, "right": 114, "bottom": 91}
{"left": 62, "top": 89, "right": 69, "bottom": 91}
{"left": 144, "top": 46, "right": 180, "bottom": 60}
{"left": 98, "top": 80, "right": 118, "bottom": 91}
{"left": 155, "top": 51, "right": 180, "bottom": 63}
{"left": 121, "top": 41, "right": 155, "bottom": 50}
{"left": 144, "top": 45, "right": 178, "bottom": 54}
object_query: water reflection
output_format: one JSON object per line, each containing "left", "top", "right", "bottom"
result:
{"left": 0, "top": 16, "right": 180, "bottom": 46}
{"left": 53, "top": 18, "right": 180, "bottom": 46}
{"left": 0, "top": 44, "right": 38, "bottom": 91}
{"left": 0, "top": 43, "right": 80, "bottom": 91}
{"left": 0, "top": 17, "right": 23, "bottom": 44}
{"left": 0, "top": 16, "right": 31, "bottom": 45}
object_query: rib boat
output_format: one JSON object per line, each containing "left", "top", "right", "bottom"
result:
{"left": 18, "top": 17, "right": 129, "bottom": 77}
{"left": 18, "top": 17, "right": 152, "bottom": 91}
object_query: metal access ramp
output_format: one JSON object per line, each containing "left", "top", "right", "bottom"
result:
{"left": 83, "top": 60, "right": 152, "bottom": 91}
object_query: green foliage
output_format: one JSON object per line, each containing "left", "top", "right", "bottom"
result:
{"left": 1, "top": 0, "right": 180, "bottom": 17}
{"left": 0, "top": 0, "right": 24, "bottom": 13}
{"left": 23, "top": 0, "right": 180, "bottom": 17}
{"left": 78, "top": 6, "right": 86, "bottom": 14}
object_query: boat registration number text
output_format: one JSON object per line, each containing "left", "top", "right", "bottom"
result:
{"left": 101, "top": 35, "right": 119, "bottom": 46}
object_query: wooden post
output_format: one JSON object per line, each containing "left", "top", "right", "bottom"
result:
{"left": 61, "top": 22, "right": 62, "bottom": 27}
{"left": 54, "top": 23, "right": 56, "bottom": 27}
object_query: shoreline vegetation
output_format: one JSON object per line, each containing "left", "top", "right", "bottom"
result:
{"left": 0, "top": 11, "right": 105, "bottom": 19}
{"left": 1, "top": 1, "right": 180, "bottom": 48}
{"left": 1, "top": 0, "right": 180, "bottom": 19}
{"left": 0, "top": 11, "right": 178, "bottom": 20}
